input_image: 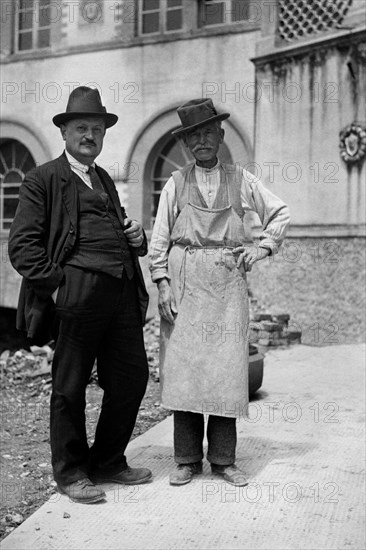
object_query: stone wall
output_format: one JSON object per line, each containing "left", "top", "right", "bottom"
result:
{"left": 247, "top": 237, "right": 366, "bottom": 345}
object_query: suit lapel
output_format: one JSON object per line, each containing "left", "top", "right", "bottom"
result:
{"left": 58, "top": 154, "right": 78, "bottom": 229}
{"left": 57, "top": 156, "right": 124, "bottom": 229}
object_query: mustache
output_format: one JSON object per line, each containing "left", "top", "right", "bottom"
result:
{"left": 193, "top": 146, "right": 211, "bottom": 152}
{"left": 81, "top": 139, "right": 96, "bottom": 146}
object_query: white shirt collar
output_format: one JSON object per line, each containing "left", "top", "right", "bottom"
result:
{"left": 195, "top": 159, "right": 220, "bottom": 174}
{"left": 65, "top": 150, "right": 94, "bottom": 172}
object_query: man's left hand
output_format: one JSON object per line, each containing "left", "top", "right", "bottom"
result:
{"left": 124, "top": 218, "right": 145, "bottom": 248}
{"left": 232, "top": 245, "right": 270, "bottom": 272}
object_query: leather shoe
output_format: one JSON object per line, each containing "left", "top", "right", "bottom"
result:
{"left": 57, "top": 478, "right": 106, "bottom": 504}
{"left": 91, "top": 466, "right": 152, "bottom": 485}
{"left": 169, "top": 461, "right": 202, "bottom": 486}
{"left": 211, "top": 464, "right": 248, "bottom": 486}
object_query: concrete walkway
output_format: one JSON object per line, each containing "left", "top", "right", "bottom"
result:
{"left": 1, "top": 344, "right": 365, "bottom": 550}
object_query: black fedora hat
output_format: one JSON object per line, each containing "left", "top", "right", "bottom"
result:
{"left": 172, "top": 98, "right": 230, "bottom": 136}
{"left": 53, "top": 86, "right": 118, "bottom": 128}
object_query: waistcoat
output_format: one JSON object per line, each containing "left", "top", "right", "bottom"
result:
{"left": 65, "top": 173, "right": 134, "bottom": 279}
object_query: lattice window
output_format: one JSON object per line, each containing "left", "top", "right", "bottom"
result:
{"left": 278, "top": 0, "right": 353, "bottom": 42}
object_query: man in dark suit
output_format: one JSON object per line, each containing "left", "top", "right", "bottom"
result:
{"left": 9, "top": 86, "right": 152, "bottom": 504}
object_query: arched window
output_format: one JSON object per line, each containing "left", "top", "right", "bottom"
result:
{"left": 0, "top": 139, "right": 36, "bottom": 230}
{"left": 146, "top": 132, "right": 232, "bottom": 228}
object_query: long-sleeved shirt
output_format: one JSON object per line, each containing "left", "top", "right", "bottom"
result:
{"left": 149, "top": 161, "right": 290, "bottom": 282}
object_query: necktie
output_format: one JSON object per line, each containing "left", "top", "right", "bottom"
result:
{"left": 87, "top": 166, "right": 105, "bottom": 193}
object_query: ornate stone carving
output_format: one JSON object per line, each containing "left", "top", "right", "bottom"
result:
{"left": 355, "top": 42, "right": 366, "bottom": 63}
{"left": 339, "top": 122, "right": 366, "bottom": 163}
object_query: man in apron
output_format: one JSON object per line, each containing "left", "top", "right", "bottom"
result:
{"left": 149, "top": 98, "right": 290, "bottom": 486}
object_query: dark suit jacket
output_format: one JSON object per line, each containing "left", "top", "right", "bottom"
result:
{"left": 8, "top": 153, "right": 149, "bottom": 344}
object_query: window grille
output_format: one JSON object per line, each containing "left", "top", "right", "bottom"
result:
{"left": 278, "top": 0, "right": 353, "bottom": 42}
{"left": 150, "top": 137, "right": 193, "bottom": 227}
{"left": 0, "top": 140, "right": 35, "bottom": 230}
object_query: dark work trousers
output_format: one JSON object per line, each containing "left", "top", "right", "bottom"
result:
{"left": 50, "top": 265, "right": 148, "bottom": 485}
{"left": 174, "top": 411, "right": 237, "bottom": 466}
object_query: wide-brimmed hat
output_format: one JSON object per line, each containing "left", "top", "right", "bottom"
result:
{"left": 53, "top": 86, "right": 118, "bottom": 128}
{"left": 172, "top": 98, "right": 230, "bottom": 136}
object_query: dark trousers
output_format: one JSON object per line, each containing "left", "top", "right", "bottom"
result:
{"left": 50, "top": 266, "right": 148, "bottom": 485}
{"left": 174, "top": 411, "right": 237, "bottom": 466}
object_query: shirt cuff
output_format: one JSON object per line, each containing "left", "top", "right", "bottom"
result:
{"left": 258, "top": 240, "right": 278, "bottom": 256}
{"left": 151, "top": 270, "right": 171, "bottom": 283}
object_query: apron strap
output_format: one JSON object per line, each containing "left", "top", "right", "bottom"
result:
{"left": 178, "top": 245, "right": 190, "bottom": 302}
{"left": 172, "top": 163, "right": 195, "bottom": 214}
{"left": 222, "top": 163, "right": 244, "bottom": 220}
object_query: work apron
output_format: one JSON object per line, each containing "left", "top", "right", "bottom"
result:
{"left": 159, "top": 164, "right": 249, "bottom": 418}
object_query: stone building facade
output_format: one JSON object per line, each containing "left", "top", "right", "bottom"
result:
{"left": 250, "top": 0, "right": 366, "bottom": 344}
{"left": 1, "top": 0, "right": 365, "bottom": 343}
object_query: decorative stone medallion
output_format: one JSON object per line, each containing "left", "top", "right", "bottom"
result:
{"left": 339, "top": 122, "right": 366, "bottom": 163}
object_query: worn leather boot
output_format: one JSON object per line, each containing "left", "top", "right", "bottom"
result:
{"left": 211, "top": 463, "right": 248, "bottom": 486}
{"left": 58, "top": 478, "right": 106, "bottom": 503}
{"left": 91, "top": 466, "right": 152, "bottom": 485}
{"left": 169, "top": 461, "right": 203, "bottom": 486}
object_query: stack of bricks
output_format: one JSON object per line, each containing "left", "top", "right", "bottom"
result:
{"left": 249, "top": 298, "right": 302, "bottom": 348}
